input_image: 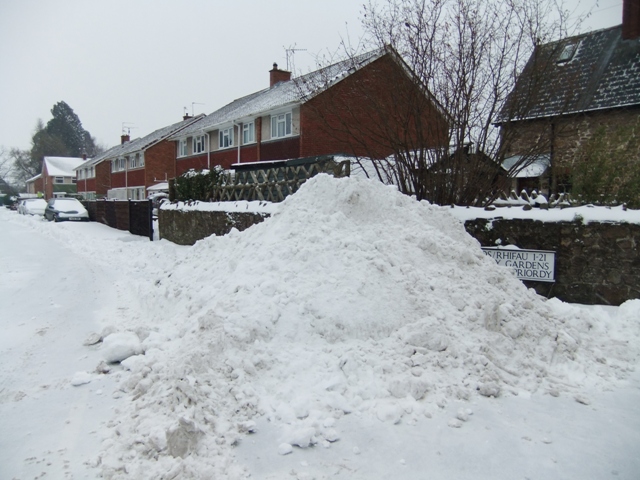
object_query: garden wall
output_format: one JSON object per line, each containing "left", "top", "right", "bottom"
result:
{"left": 158, "top": 209, "right": 270, "bottom": 246}
{"left": 464, "top": 218, "right": 640, "bottom": 306}
{"left": 158, "top": 207, "right": 639, "bottom": 305}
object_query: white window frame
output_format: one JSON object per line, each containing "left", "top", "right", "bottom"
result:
{"left": 271, "top": 112, "right": 292, "bottom": 139}
{"left": 178, "top": 138, "right": 188, "bottom": 157}
{"left": 193, "top": 135, "right": 206, "bottom": 154}
{"left": 242, "top": 121, "right": 255, "bottom": 144}
{"left": 130, "top": 154, "right": 138, "bottom": 169}
{"left": 219, "top": 127, "right": 234, "bottom": 149}
{"left": 55, "top": 176, "right": 64, "bottom": 184}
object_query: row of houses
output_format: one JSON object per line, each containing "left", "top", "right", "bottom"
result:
{"left": 26, "top": 1, "right": 639, "bottom": 202}
{"left": 68, "top": 47, "right": 446, "bottom": 202}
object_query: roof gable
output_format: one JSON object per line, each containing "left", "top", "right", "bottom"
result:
{"left": 43, "top": 156, "right": 85, "bottom": 176}
{"left": 502, "top": 25, "right": 640, "bottom": 121}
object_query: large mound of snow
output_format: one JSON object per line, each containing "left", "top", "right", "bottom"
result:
{"left": 95, "top": 175, "right": 639, "bottom": 478}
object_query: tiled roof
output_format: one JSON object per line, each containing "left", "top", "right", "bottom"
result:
{"left": 172, "top": 48, "right": 386, "bottom": 138}
{"left": 501, "top": 25, "right": 640, "bottom": 121}
{"left": 43, "top": 156, "right": 85, "bottom": 176}
{"left": 77, "top": 115, "right": 205, "bottom": 169}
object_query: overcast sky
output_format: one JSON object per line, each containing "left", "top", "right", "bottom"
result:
{"left": 0, "top": 0, "right": 623, "bottom": 152}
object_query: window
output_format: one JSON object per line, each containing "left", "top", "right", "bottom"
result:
{"left": 271, "top": 112, "right": 292, "bottom": 138}
{"left": 130, "top": 153, "right": 144, "bottom": 169}
{"left": 78, "top": 170, "right": 84, "bottom": 180}
{"left": 178, "top": 139, "right": 188, "bottom": 157}
{"left": 72, "top": 177, "right": 77, "bottom": 184}
{"left": 55, "top": 176, "right": 64, "bottom": 184}
{"left": 193, "top": 135, "right": 206, "bottom": 154}
{"left": 90, "top": 166, "right": 95, "bottom": 178}
{"left": 558, "top": 42, "right": 579, "bottom": 63}
{"left": 243, "top": 122, "right": 255, "bottom": 144}
{"left": 219, "top": 127, "right": 234, "bottom": 149}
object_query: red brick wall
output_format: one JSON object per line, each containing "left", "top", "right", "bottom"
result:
{"left": 210, "top": 148, "right": 242, "bottom": 169}
{"left": 176, "top": 154, "right": 208, "bottom": 176}
{"left": 110, "top": 169, "right": 145, "bottom": 188}
{"left": 260, "top": 138, "right": 301, "bottom": 161}
{"left": 300, "top": 54, "right": 449, "bottom": 159}
{"left": 77, "top": 178, "right": 96, "bottom": 193}
{"left": 95, "top": 162, "right": 111, "bottom": 196}
{"left": 145, "top": 140, "right": 177, "bottom": 189}
{"left": 111, "top": 171, "right": 126, "bottom": 189}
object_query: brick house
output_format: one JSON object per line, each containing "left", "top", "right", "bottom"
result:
{"left": 170, "top": 46, "right": 449, "bottom": 176}
{"left": 34, "top": 156, "right": 85, "bottom": 200}
{"left": 25, "top": 174, "right": 44, "bottom": 196}
{"left": 498, "top": 0, "right": 640, "bottom": 195}
{"left": 75, "top": 115, "right": 203, "bottom": 199}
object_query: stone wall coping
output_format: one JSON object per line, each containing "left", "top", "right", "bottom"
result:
{"left": 448, "top": 204, "right": 640, "bottom": 225}
{"left": 161, "top": 200, "right": 278, "bottom": 215}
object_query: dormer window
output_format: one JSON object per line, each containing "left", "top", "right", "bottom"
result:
{"left": 558, "top": 42, "right": 579, "bottom": 63}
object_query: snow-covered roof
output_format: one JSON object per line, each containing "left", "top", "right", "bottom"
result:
{"left": 172, "top": 48, "right": 387, "bottom": 138}
{"left": 26, "top": 173, "right": 42, "bottom": 183}
{"left": 147, "top": 182, "right": 169, "bottom": 192}
{"left": 77, "top": 115, "right": 205, "bottom": 169}
{"left": 502, "top": 154, "right": 550, "bottom": 178}
{"left": 43, "top": 156, "right": 85, "bottom": 176}
{"left": 500, "top": 25, "right": 640, "bottom": 121}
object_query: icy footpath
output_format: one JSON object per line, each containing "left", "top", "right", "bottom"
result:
{"left": 70, "top": 175, "right": 639, "bottom": 479}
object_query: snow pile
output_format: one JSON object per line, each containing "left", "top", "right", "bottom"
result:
{"left": 94, "top": 175, "right": 640, "bottom": 478}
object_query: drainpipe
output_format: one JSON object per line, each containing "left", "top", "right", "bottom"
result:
{"left": 206, "top": 132, "right": 211, "bottom": 170}
{"left": 233, "top": 121, "right": 241, "bottom": 164}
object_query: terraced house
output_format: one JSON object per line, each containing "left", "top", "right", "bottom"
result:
{"left": 170, "top": 46, "right": 449, "bottom": 176}
{"left": 75, "top": 115, "right": 202, "bottom": 199}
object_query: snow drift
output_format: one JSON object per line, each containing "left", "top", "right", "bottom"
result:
{"left": 94, "top": 175, "right": 639, "bottom": 478}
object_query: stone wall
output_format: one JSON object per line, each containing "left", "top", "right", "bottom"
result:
{"left": 159, "top": 209, "right": 269, "bottom": 246}
{"left": 464, "top": 218, "right": 640, "bottom": 306}
{"left": 503, "top": 107, "right": 640, "bottom": 171}
{"left": 158, "top": 207, "right": 639, "bottom": 305}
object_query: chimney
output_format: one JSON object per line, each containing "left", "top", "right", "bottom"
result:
{"left": 121, "top": 134, "right": 130, "bottom": 144}
{"left": 622, "top": 0, "right": 640, "bottom": 40}
{"left": 270, "top": 62, "right": 291, "bottom": 87}
{"left": 82, "top": 153, "right": 87, "bottom": 160}
{"left": 183, "top": 114, "right": 192, "bottom": 121}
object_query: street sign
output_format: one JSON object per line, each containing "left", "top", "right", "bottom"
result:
{"left": 482, "top": 247, "right": 555, "bottom": 282}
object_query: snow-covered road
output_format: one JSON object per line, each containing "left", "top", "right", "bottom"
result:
{"left": 0, "top": 215, "right": 121, "bottom": 479}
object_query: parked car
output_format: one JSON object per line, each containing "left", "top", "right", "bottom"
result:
{"left": 18, "top": 198, "right": 47, "bottom": 216}
{"left": 44, "top": 198, "right": 90, "bottom": 222}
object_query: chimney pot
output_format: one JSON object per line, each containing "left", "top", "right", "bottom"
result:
{"left": 269, "top": 63, "right": 291, "bottom": 87}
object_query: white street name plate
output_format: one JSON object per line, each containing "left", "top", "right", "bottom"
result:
{"left": 481, "top": 247, "right": 555, "bottom": 282}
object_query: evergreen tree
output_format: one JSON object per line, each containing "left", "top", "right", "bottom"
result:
{"left": 45, "top": 101, "right": 96, "bottom": 157}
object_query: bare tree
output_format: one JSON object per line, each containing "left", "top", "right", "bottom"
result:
{"left": 301, "top": 0, "right": 582, "bottom": 204}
